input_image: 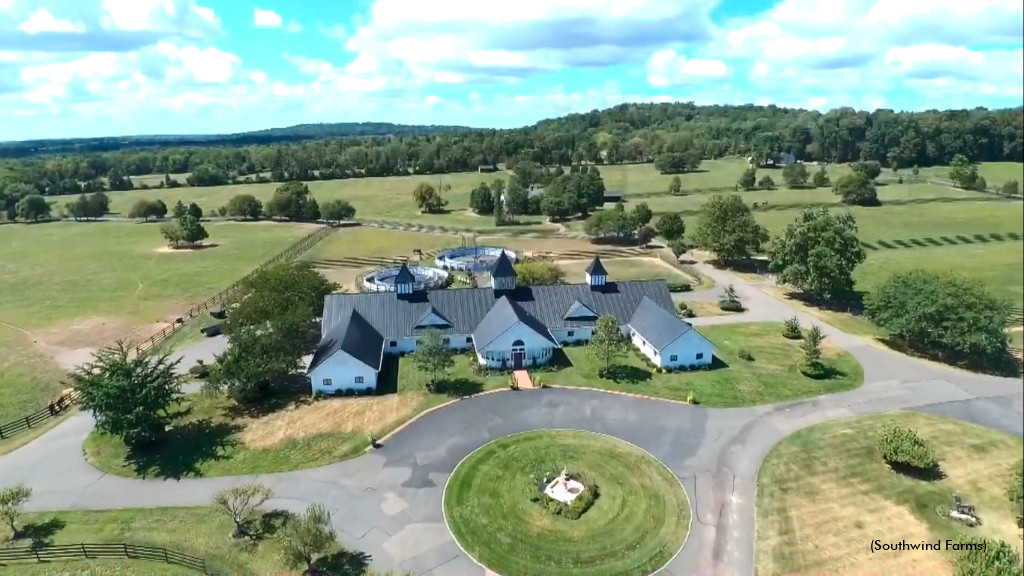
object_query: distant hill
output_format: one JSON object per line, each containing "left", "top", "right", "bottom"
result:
{"left": 0, "top": 122, "right": 472, "bottom": 158}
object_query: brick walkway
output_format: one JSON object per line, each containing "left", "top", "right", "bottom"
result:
{"left": 513, "top": 369, "right": 534, "bottom": 389}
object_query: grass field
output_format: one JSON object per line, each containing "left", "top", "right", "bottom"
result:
{"left": 556, "top": 257, "right": 690, "bottom": 283}
{"left": 911, "top": 161, "right": 1024, "bottom": 188}
{"left": 756, "top": 412, "right": 1024, "bottom": 576}
{"left": 443, "top": 429, "right": 690, "bottom": 576}
{"left": 0, "top": 220, "right": 311, "bottom": 425}
{"left": 10, "top": 506, "right": 371, "bottom": 575}
{"left": 546, "top": 323, "right": 862, "bottom": 406}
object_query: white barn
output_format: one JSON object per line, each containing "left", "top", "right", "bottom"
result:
{"left": 306, "top": 253, "right": 714, "bottom": 394}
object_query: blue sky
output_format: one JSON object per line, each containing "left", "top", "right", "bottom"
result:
{"left": 0, "top": 0, "right": 1021, "bottom": 141}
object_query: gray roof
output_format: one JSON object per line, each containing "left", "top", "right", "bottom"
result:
{"left": 321, "top": 280, "right": 677, "bottom": 342}
{"left": 563, "top": 299, "right": 597, "bottom": 320}
{"left": 395, "top": 264, "right": 415, "bottom": 284}
{"left": 584, "top": 256, "right": 607, "bottom": 276}
{"left": 309, "top": 309, "right": 384, "bottom": 372}
{"left": 627, "top": 296, "right": 694, "bottom": 351}
{"left": 414, "top": 306, "right": 451, "bottom": 328}
{"left": 472, "top": 296, "right": 558, "bottom": 350}
{"left": 490, "top": 251, "right": 517, "bottom": 278}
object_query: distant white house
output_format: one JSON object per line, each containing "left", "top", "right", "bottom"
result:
{"left": 748, "top": 153, "right": 796, "bottom": 167}
{"left": 307, "top": 253, "right": 715, "bottom": 395}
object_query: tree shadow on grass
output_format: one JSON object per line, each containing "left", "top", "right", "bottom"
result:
{"left": 241, "top": 509, "right": 292, "bottom": 543}
{"left": 126, "top": 419, "right": 241, "bottom": 479}
{"left": 887, "top": 462, "right": 946, "bottom": 482}
{"left": 224, "top": 375, "right": 310, "bottom": 418}
{"left": 599, "top": 364, "right": 651, "bottom": 384}
{"left": 878, "top": 338, "right": 1022, "bottom": 378}
{"left": 17, "top": 518, "right": 66, "bottom": 548}
{"left": 787, "top": 290, "right": 868, "bottom": 317}
{"left": 310, "top": 549, "right": 372, "bottom": 576}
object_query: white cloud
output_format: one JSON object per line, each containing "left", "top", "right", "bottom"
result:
{"left": 253, "top": 8, "right": 281, "bottom": 28}
{"left": 156, "top": 42, "right": 240, "bottom": 82}
{"left": 101, "top": 0, "right": 220, "bottom": 33}
{"left": 646, "top": 50, "right": 727, "bottom": 86}
{"left": 19, "top": 8, "right": 87, "bottom": 34}
{"left": 0, "top": 0, "right": 11, "bottom": 10}
{"left": 286, "top": 20, "right": 302, "bottom": 33}
{"left": 424, "top": 94, "right": 440, "bottom": 104}
{"left": 248, "top": 70, "right": 267, "bottom": 84}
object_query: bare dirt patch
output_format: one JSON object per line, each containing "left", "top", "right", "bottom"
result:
{"left": 152, "top": 244, "right": 218, "bottom": 254}
{"left": 240, "top": 392, "right": 426, "bottom": 449}
{"left": 315, "top": 266, "right": 373, "bottom": 293}
{"left": 31, "top": 317, "right": 176, "bottom": 371}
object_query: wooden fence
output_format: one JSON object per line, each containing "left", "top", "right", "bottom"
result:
{"left": 134, "top": 224, "right": 336, "bottom": 356}
{"left": 0, "top": 390, "right": 80, "bottom": 440}
{"left": 0, "top": 543, "right": 213, "bottom": 573}
{"left": 0, "top": 225, "right": 337, "bottom": 442}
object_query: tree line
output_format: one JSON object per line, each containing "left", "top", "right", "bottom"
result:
{"left": 1, "top": 103, "right": 1020, "bottom": 201}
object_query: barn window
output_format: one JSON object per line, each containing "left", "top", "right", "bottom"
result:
{"left": 323, "top": 379, "right": 333, "bottom": 386}
{"left": 443, "top": 337, "right": 450, "bottom": 345}
{"left": 567, "top": 331, "right": 575, "bottom": 337}
{"left": 466, "top": 336, "right": 473, "bottom": 344}
{"left": 355, "top": 376, "right": 364, "bottom": 384}
{"left": 390, "top": 341, "right": 397, "bottom": 347}
{"left": 696, "top": 353, "right": 704, "bottom": 360}
{"left": 670, "top": 355, "right": 677, "bottom": 362}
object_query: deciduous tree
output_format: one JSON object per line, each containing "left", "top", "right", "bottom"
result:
{"left": 588, "top": 315, "right": 626, "bottom": 376}
{"left": 319, "top": 199, "right": 356, "bottom": 223}
{"left": 655, "top": 212, "right": 685, "bottom": 241}
{"left": 865, "top": 269, "right": 1009, "bottom": 367}
{"left": 948, "top": 154, "right": 978, "bottom": 189}
{"left": 767, "top": 208, "right": 866, "bottom": 299}
{"left": 469, "top": 182, "right": 494, "bottom": 215}
{"left": 213, "top": 483, "right": 274, "bottom": 539}
{"left": 513, "top": 259, "right": 564, "bottom": 285}
{"left": 812, "top": 166, "right": 830, "bottom": 188}
{"left": 72, "top": 342, "right": 182, "bottom": 448}
{"left": 15, "top": 194, "right": 50, "bottom": 221}
{"left": 851, "top": 160, "right": 881, "bottom": 181}
{"left": 280, "top": 503, "right": 337, "bottom": 574}
{"left": 636, "top": 225, "right": 656, "bottom": 247}
{"left": 413, "top": 329, "right": 455, "bottom": 389}
{"left": 691, "top": 194, "right": 768, "bottom": 262}
{"left": 798, "top": 325, "right": 826, "bottom": 378}
{"left": 412, "top": 182, "right": 447, "bottom": 214}
{"left": 630, "top": 202, "right": 653, "bottom": 227}
{"left": 832, "top": 172, "right": 879, "bottom": 206}
{"left": 668, "top": 175, "right": 682, "bottom": 195}
{"left": 738, "top": 167, "right": 757, "bottom": 191}
{"left": 782, "top": 162, "right": 809, "bottom": 188}
{"left": 265, "top": 182, "right": 321, "bottom": 221}
{"left": 0, "top": 484, "right": 32, "bottom": 539}
{"left": 757, "top": 174, "right": 775, "bottom": 190}
{"left": 225, "top": 194, "right": 263, "bottom": 220}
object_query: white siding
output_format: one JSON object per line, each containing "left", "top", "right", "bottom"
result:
{"left": 629, "top": 326, "right": 714, "bottom": 369}
{"left": 476, "top": 322, "right": 558, "bottom": 369}
{"left": 549, "top": 326, "right": 593, "bottom": 345}
{"left": 384, "top": 333, "right": 473, "bottom": 355}
{"left": 308, "top": 349, "right": 380, "bottom": 395}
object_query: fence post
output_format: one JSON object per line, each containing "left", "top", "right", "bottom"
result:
{"left": 164, "top": 548, "right": 169, "bottom": 564}
{"left": 82, "top": 543, "right": 88, "bottom": 558}
{"left": 25, "top": 416, "right": 31, "bottom": 429}
{"left": 34, "top": 548, "right": 40, "bottom": 561}
{"left": 124, "top": 543, "right": 129, "bottom": 557}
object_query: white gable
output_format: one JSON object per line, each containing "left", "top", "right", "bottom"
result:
{"left": 563, "top": 300, "right": 598, "bottom": 320}
{"left": 415, "top": 308, "right": 451, "bottom": 328}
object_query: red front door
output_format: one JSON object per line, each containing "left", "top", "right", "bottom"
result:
{"left": 512, "top": 350, "right": 525, "bottom": 369}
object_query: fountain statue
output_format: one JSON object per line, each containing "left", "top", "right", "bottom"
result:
{"left": 544, "top": 467, "right": 585, "bottom": 504}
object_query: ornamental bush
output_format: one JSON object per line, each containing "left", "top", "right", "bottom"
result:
{"left": 875, "top": 424, "right": 939, "bottom": 473}
{"left": 528, "top": 471, "right": 600, "bottom": 520}
{"left": 782, "top": 316, "right": 802, "bottom": 339}
{"left": 951, "top": 536, "right": 1023, "bottom": 576}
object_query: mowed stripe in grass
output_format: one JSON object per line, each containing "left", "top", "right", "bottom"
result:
{"left": 444, "top": 430, "right": 690, "bottom": 576}
{"left": 756, "top": 412, "right": 1024, "bottom": 576}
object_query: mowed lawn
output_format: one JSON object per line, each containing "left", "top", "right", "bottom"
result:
{"left": 756, "top": 412, "right": 1024, "bottom": 576}
{"left": 443, "top": 430, "right": 690, "bottom": 576}
{"left": 911, "top": 161, "right": 1024, "bottom": 187}
{"left": 546, "top": 322, "right": 863, "bottom": 407}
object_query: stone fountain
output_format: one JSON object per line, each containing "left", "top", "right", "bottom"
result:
{"left": 544, "top": 467, "right": 585, "bottom": 504}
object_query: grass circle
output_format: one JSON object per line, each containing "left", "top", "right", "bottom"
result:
{"left": 442, "top": 430, "right": 690, "bottom": 576}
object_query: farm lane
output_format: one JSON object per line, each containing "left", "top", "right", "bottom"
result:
{"left": 1, "top": 262, "right": 1021, "bottom": 576}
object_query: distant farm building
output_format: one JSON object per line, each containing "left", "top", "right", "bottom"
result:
{"left": 478, "top": 164, "right": 497, "bottom": 173}
{"left": 603, "top": 190, "right": 624, "bottom": 203}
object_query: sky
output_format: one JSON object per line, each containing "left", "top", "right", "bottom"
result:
{"left": 0, "top": 0, "right": 1022, "bottom": 141}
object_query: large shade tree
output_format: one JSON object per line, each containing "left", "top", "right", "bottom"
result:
{"left": 73, "top": 342, "right": 182, "bottom": 448}
{"left": 767, "top": 207, "right": 866, "bottom": 299}
{"left": 691, "top": 194, "right": 768, "bottom": 263}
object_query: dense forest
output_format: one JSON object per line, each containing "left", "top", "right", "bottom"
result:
{"left": 1, "top": 103, "right": 1021, "bottom": 200}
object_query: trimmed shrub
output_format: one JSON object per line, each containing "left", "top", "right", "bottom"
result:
{"left": 875, "top": 424, "right": 939, "bottom": 472}
{"left": 738, "top": 349, "right": 754, "bottom": 361}
{"left": 528, "top": 471, "right": 600, "bottom": 520}
{"left": 719, "top": 299, "right": 744, "bottom": 312}
{"left": 782, "top": 316, "right": 802, "bottom": 339}
{"left": 666, "top": 281, "right": 692, "bottom": 293}
{"left": 188, "top": 361, "right": 210, "bottom": 379}
{"left": 951, "top": 537, "right": 1023, "bottom": 576}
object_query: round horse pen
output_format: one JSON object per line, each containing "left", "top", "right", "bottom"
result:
{"left": 362, "top": 265, "right": 451, "bottom": 292}
{"left": 434, "top": 246, "right": 518, "bottom": 272}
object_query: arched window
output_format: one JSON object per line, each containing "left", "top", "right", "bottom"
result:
{"left": 512, "top": 339, "right": 525, "bottom": 347}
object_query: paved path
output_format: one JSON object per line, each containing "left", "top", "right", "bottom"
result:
{"left": 1, "top": 261, "right": 1021, "bottom": 576}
